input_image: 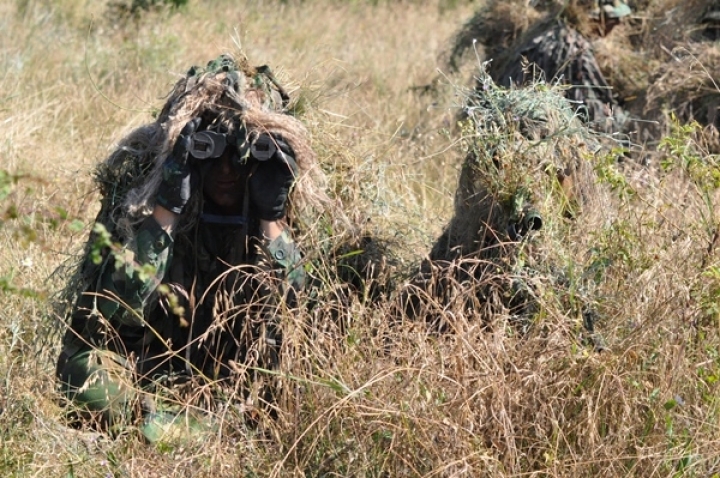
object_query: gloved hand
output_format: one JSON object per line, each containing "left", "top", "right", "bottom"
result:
{"left": 248, "top": 134, "right": 298, "bottom": 221}
{"left": 155, "top": 117, "right": 201, "bottom": 214}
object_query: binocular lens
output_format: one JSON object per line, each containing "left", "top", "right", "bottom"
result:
{"left": 250, "top": 134, "right": 277, "bottom": 161}
{"left": 507, "top": 211, "right": 543, "bottom": 241}
{"left": 189, "top": 131, "right": 228, "bottom": 160}
{"left": 188, "top": 130, "right": 278, "bottom": 163}
{"left": 525, "top": 214, "right": 542, "bottom": 231}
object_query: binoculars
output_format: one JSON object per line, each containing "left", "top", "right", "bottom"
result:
{"left": 188, "top": 131, "right": 278, "bottom": 162}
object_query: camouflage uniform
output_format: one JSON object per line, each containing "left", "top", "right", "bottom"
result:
{"left": 56, "top": 204, "right": 303, "bottom": 433}
{"left": 55, "top": 54, "right": 307, "bottom": 434}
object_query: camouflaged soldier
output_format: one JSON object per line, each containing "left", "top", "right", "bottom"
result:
{"left": 55, "top": 55, "right": 313, "bottom": 440}
{"left": 492, "top": 0, "right": 632, "bottom": 132}
{"left": 450, "top": 0, "right": 633, "bottom": 133}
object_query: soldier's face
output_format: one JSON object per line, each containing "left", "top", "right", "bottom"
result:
{"left": 202, "top": 149, "right": 244, "bottom": 214}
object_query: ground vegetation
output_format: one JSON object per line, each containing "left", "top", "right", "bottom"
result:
{"left": 2, "top": 0, "right": 720, "bottom": 477}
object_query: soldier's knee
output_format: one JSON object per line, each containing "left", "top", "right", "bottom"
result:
{"left": 56, "top": 347, "right": 138, "bottom": 427}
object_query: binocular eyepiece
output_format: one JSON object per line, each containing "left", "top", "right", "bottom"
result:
{"left": 188, "top": 131, "right": 227, "bottom": 160}
{"left": 188, "top": 131, "right": 277, "bottom": 162}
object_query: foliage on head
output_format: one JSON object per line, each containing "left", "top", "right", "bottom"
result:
{"left": 431, "top": 70, "right": 607, "bottom": 262}
{"left": 97, "top": 52, "right": 329, "bottom": 241}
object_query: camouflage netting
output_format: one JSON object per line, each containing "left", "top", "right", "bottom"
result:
{"left": 400, "top": 68, "right": 615, "bottom": 341}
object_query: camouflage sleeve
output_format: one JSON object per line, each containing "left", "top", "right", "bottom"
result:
{"left": 260, "top": 228, "right": 305, "bottom": 295}
{"left": 96, "top": 216, "right": 173, "bottom": 327}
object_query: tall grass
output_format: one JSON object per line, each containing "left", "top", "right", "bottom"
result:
{"left": 3, "top": 0, "right": 720, "bottom": 477}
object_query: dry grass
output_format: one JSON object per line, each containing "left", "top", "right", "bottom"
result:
{"left": 3, "top": 0, "right": 720, "bottom": 477}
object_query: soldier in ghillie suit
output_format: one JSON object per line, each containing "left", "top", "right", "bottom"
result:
{"left": 401, "top": 69, "right": 610, "bottom": 349}
{"left": 55, "top": 54, "right": 325, "bottom": 441}
{"left": 447, "top": 0, "right": 632, "bottom": 134}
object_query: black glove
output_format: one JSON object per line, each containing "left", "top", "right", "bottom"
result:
{"left": 155, "top": 118, "right": 201, "bottom": 214}
{"left": 248, "top": 134, "right": 298, "bottom": 221}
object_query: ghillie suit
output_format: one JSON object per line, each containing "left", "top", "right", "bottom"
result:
{"left": 60, "top": 52, "right": 327, "bottom": 327}
{"left": 446, "top": 0, "right": 631, "bottom": 135}
{"left": 400, "top": 70, "right": 612, "bottom": 348}
{"left": 104, "top": 55, "right": 325, "bottom": 240}
{"left": 444, "top": 0, "right": 553, "bottom": 73}
{"left": 490, "top": 19, "right": 629, "bottom": 134}
{"left": 55, "top": 53, "right": 333, "bottom": 436}
{"left": 448, "top": 0, "right": 720, "bottom": 158}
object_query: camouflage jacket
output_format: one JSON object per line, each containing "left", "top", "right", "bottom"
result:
{"left": 62, "top": 212, "right": 304, "bottom": 379}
